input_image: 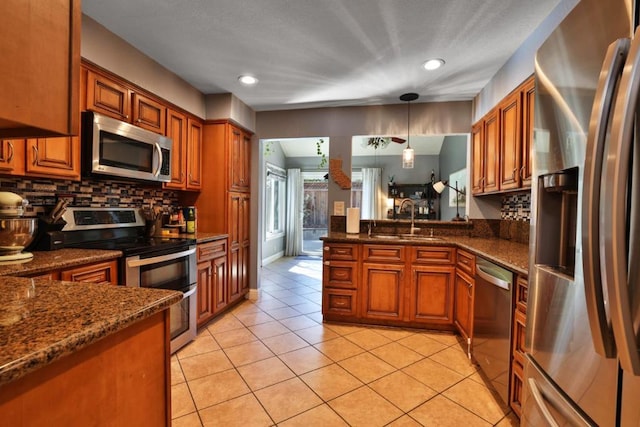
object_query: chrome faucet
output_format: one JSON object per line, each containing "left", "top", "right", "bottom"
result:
{"left": 399, "top": 198, "right": 420, "bottom": 235}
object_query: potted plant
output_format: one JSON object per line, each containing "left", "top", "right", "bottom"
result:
{"left": 388, "top": 175, "right": 395, "bottom": 186}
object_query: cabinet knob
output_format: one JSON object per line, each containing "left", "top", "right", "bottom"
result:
{"left": 520, "top": 166, "right": 526, "bottom": 179}
{"left": 31, "top": 145, "right": 39, "bottom": 164}
{"left": 323, "top": 246, "right": 329, "bottom": 251}
{"left": 7, "top": 141, "right": 14, "bottom": 163}
{"left": 324, "top": 261, "right": 330, "bottom": 266}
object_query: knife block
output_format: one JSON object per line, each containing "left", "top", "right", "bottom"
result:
{"left": 26, "top": 218, "right": 67, "bottom": 252}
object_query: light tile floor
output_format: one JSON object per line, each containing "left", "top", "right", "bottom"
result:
{"left": 171, "top": 256, "right": 518, "bottom": 427}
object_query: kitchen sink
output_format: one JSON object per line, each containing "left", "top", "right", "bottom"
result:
{"left": 370, "top": 234, "right": 444, "bottom": 242}
{"left": 370, "top": 234, "right": 401, "bottom": 239}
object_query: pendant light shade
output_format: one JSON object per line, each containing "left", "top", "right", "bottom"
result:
{"left": 400, "top": 93, "right": 418, "bottom": 169}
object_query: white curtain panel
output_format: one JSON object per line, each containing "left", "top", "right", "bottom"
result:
{"left": 285, "top": 168, "right": 303, "bottom": 256}
{"left": 361, "top": 167, "right": 384, "bottom": 219}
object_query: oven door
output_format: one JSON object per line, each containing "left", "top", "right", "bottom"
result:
{"left": 124, "top": 246, "right": 197, "bottom": 353}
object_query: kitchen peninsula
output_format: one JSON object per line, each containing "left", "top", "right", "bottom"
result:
{"left": 0, "top": 256, "right": 182, "bottom": 425}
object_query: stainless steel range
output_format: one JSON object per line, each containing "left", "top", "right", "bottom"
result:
{"left": 61, "top": 207, "right": 197, "bottom": 353}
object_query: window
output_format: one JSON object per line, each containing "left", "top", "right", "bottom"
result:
{"left": 265, "top": 163, "right": 286, "bottom": 239}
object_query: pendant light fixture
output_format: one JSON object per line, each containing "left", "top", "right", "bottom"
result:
{"left": 400, "top": 93, "right": 418, "bottom": 169}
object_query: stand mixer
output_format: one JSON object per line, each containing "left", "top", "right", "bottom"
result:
{"left": 0, "top": 192, "right": 37, "bottom": 263}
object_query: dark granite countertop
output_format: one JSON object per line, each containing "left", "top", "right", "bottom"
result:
{"left": 0, "top": 249, "right": 122, "bottom": 278}
{"left": 0, "top": 276, "right": 181, "bottom": 386}
{"left": 321, "top": 233, "right": 529, "bottom": 276}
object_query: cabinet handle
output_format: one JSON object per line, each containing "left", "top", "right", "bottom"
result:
{"left": 7, "top": 141, "right": 13, "bottom": 162}
{"left": 467, "top": 282, "right": 473, "bottom": 298}
{"left": 512, "top": 168, "right": 517, "bottom": 180}
{"left": 32, "top": 145, "right": 38, "bottom": 165}
{"left": 323, "top": 246, "right": 329, "bottom": 251}
{"left": 520, "top": 166, "right": 526, "bottom": 179}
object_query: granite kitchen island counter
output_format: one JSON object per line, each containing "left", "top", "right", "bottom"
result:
{"left": 0, "top": 249, "right": 122, "bottom": 277}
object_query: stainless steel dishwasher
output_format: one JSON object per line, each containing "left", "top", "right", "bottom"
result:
{"left": 472, "top": 257, "right": 513, "bottom": 405}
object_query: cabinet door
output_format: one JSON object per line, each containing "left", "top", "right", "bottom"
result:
{"left": 196, "top": 260, "right": 214, "bottom": 326}
{"left": 229, "top": 126, "right": 250, "bottom": 192}
{"left": 164, "top": 109, "right": 187, "bottom": 190}
{"left": 499, "top": 90, "right": 522, "bottom": 191}
{"left": 521, "top": 77, "right": 535, "bottom": 188}
{"left": 212, "top": 255, "right": 228, "bottom": 313}
{"left": 0, "top": 140, "right": 25, "bottom": 175}
{"left": 362, "top": 263, "right": 404, "bottom": 320}
{"left": 60, "top": 260, "right": 118, "bottom": 285}
{"left": 228, "top": 246, "right": 241, "bottom": 303}
{"left": 186, "top": 119, "right": 203, "bottom": 190}
{"left": 454, "top": 269, "right": 474, "bottom": 343}
{"left": 26, "top": 137, "right": 80, "bottom": 179}
{"left": 86, "top": 71, "right": 131, "bottom": 121}
{"left": 132, "top": 93, "right": 166, "bottom": 134}
{"left": 228, "top": 193, "right": 242, "bottom": 302}
{"left": 239, "top": 194, "right": 250, "bottom": 294}
{"left": 0, "top": 0, "right": 80, "bottom": 138}
{"left": 409, "top": 265, "right": 455, "bottom": 325}
{"left": 323, "top": 260, "right": 358, "bottom": 289}
{"left": 471, "top": 121, "right": 485, "bottom": 194}
{"left": 483, "top": 109, "right": 500, "bottom": 193}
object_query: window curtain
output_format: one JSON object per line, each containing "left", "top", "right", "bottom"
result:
{"left": 285, "top": 168, "right": 303, "bottom": 256}
{"left": 361, "top": 168, "right": 384, "bottom": 219}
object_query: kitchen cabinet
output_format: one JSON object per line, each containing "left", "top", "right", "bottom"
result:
{"left": 361, "top": 244, "right": 405, "bottom": 321}
{"left": 521, "top": 77, "right": 535, "bottom": 188}
{"left": 472, "top": 109, "right": 500, "bottom": 195}
{"left": 132, "top": 93, "right": 166, "bottom": 135}
{"left": 510, "top": 275, "right": 528, "bottom": 417}
{"left": 60, "top": 260, "right": 118, "bottom": 285}
{"left": 25, "top": 137, "right": 81, "bottom": 180}
{"left": 230, "top": 125, "right": 251, "bottom": 192}
{"left": 228, "top": 193, "right": 250, "bottom": 304}
{"left": 322, "top": 243, "right": 359, "bottom": 319}
{"left": 86, "top": 70, "right": 132, "bottom": 122}
{"left": 454, "top": 249, "right": 475, "bottom": 355}
{"left": 196, "top": 239, "right": 228, "bottom": 326}
{"left": 164, "top": 111, "right": 202, "bottom": 191}
{"left": 409, "top": 247, "right": 456, "bottom": 325}
{"left": 0, "top": 0, "right": 81, "bottom": 138}
{"left": 0, "top": 140, "right": 25, "bottom": 175}
{"left": 499, "top": 90, "right": 522, "bottom": 191}
{"left": 186, "top": 118, "right": 203, "bottom": 190}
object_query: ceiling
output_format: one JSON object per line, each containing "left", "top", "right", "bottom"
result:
{"left": 82, "top": 0, "right": 562, "bottom": 112}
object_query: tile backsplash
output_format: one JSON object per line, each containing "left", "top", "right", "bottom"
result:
{"left": 0, "top": 177, "right": 178, "bottom": 213}
{"left": 501, "top": 192, "right": 531, "bottom": 221}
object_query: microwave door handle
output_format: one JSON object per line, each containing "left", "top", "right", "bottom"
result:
{"left": 604, "top": 27, "right": 640, "bottom": 375}
{"left": 583, "top": 38, "right": 629, "bottom": 358}
{"left": 126, "top": 248, "right": 196, "bottom": 268}
{"left": 154, "top": 142, "right": 163, "bottom": 177}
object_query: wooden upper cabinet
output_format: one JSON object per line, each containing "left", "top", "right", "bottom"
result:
{"left": 499, "top": 90, "right": 522, "bottom": 191}
{"left": 0, "top": 0, "right": 80, "bottom": 138}
{"left": 132, "top": 93, "right": 166, "bottom": 134}
{"left": 483, "top": 109, "right": 500, "bottom": 193}
{"left": 0, "top": 140, "right": 25, "bottom": 175}
{"left": 86, "top": 71, "right": 132, "bottom": 121}
{"left": 165, "top": 109, "right": 188, "bottom": 190}
{"left": 471, "top": 122, "right": 484, "bottom": 194}
{"left": 521, "top": 77, "right": 535, "bottom": 188}
{"left": 25, "top": 136, "right": 80, "bottom": 180}
{"left": 229, "top": 125, "right": 251, "bottom": 192}
{"left": 186, "top": 119, "right": 203, "bottom": 190}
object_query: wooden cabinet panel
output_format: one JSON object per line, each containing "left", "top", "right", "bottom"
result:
{"left": 512, "top": 309, "right": 527, "bottom": 367}
{"left": 165, "top": 109, "right": 187, "bottom": 189}
{"left": 212, "top": 254, "right": 228, "bottom": 312}
{"left": 362, "top": 263, "right": 404, "bottom": 320}
{"left": 500, "top": 90, "right": 522, "bottom": 191}
{"left": 323, "top": 260, "right": 358, "bottom": 289}
{"left": 132, "top": 93, "right": 166, "bottom": 134}
{"left": 186, "top": 119, "right": 203, "bottom": 190}
{"left": 411, "top": 246, "right": 455, "bottom": 265}
{"left": 0, "top": 0, "right": 80, "bottom": 138}
{"left": 323, "top": 243, "right": 358, "bottom": 261}
{"left": 362, "top": 244, "right": 405, "bottom": 263}
{"left": 196, "top": 239, "right": 229, "bottom": 326}
{"left": 228, "top": 247, "right": 241, "bottom": 303}
{"left": 454, "top": 269, "right": 474, "bottom": 343}
{"left": 86, "top": 71, "right": 131, "bottom": 121}
{"left": 60, "top": 260, "right": 118, "bottom": 285}
{"left": 510, "top": 361, "right": 524, "bottom": 418}
{"left": 196, "top": 261, "right": 213, "bottom": 325}
{"left": 471, "top": 121, "right": 484, "bottom": 194}
{"left": 229, "top": 125, "right": 250, "bottom": 192}
{"left": 483, "top": 109, "right": 500, "bottom": 193}
{"left": 25, "top": 137, "right": 80, "bottom": 179}
{"left": 324, "top": 289, "right": 357, "bottom": 317}
{"left": 0, "top": 139, "right": 25, "bottom": 175}
{"left": 198, "top": 240, "right": 227, "bottom": 262}
{"left": 515, "top": 276, "right": 528, "bottom": 314}
{"left": 409, "top": 265, "right": 455, "bottom": 325}
{"left": 456, "top": 249, "right": 476, "bottom": 277}
{"left": 521, "top": 77, "right": 535, "bottom": 188}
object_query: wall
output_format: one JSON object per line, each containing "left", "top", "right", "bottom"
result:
{"left": 438, "top": 135, "right": 468, "bottom": 220}
{"left": 352, "top": 155, "right": 439, "bottom": 186}
{"left": 261, "top": 141, "right": 287, "bottom": 264}
{"left": 204, "top": 93, "right": 256, "bottom": 133}
{"left": 81, "top": 15, "right": 206, "bottom": 119}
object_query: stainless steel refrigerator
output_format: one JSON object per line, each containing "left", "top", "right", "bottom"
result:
{"left": 524, "top": 0, "right": 640, "bottom": 425}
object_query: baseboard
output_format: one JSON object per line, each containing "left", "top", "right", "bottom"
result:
{"left": 261, "top": 251, "right": 284, "bottom": 266}
{"left": 247, "top": 288, "right": 260, "bottom": 301}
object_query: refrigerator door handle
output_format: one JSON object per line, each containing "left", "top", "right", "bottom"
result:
{"left": 527, "top": 378, "right": 561, "bottom": 427}
{"left": 604, "top": 27, "right": 640, "bottom": 375}
{"left": 582, "top": 38, "right": 629, "bottom": 358}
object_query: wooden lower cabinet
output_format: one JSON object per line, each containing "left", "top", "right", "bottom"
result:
{"left": 196, "top": 239, "right": 228, "bottom": 327}
{"left": 409, "top": 265, "right": 455, "bottom": 325}
{"left": 453, "top": 268, "right": 474, "bottom": 346}
{"left": 510, "top": 275, "right": 528, "bottom": 418}
{"left": 60, "top": 260, "right": 118, "bottom": 285}
{"left": 361, "top": 263, "right": 404, "bottom": 321}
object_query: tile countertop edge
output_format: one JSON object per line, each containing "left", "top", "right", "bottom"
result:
{"left": 0, "top": 280, "right": 182, "bottom": 387}
{"left": 321, "top": 233, "right": 529, "bottom": 277}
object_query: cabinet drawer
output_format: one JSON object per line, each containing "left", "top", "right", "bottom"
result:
{"left": 323, "top": 243, "right": 358, "bottom": 261}
{"left": 456, "top": 249, "right": 476, "bottom": 276}
{"left": 512, "top": 308, "right": 527, "bottom": 366}
{"left": 323, "top": 260, "right": 357, "bottom": 289}
{"left": 362, "top": 244, "right": 405, "bottom": 263}
{"left": 60, "top": 260, "right": 118, "bottom": 285}
{"left": 323, "top": 289, "right": 357, "bottom": 316}
{"left": 516, "top": 276, "right": 528, "bottom": 313}
{"left": 510, "top": 361, "right": 524, "bottom": 418}
{"left": 412, "top": 246, "right": 455, "bottom": 264}
{"left": 198, "top": 240, "right": 227, "bottom": 262}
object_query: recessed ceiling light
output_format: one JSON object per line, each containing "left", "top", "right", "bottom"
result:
{"left": 423, "top": 59, "right": 445, "bottom": 71}
{"left": 238, "top": 75, "right": 258, "bottom": 85}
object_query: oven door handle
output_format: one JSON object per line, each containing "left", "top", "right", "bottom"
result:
{"left": 126, "top": 248, "right": 196, "bottom": 268}
{"left": 182, "top": 285, "right": 197, "bottom": 300}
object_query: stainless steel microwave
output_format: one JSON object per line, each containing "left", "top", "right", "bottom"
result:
{"left": 82, "top": 111, "right": 172, "bottom": 182}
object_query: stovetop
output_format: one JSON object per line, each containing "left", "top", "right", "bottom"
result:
{"left": 69, "top": 235, "right": 196, "bottom": 257}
